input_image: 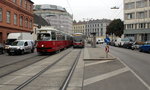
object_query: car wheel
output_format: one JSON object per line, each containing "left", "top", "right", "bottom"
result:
{"left": 31, "top": 49, "right": 34, "bottom": 53}
{"left": 21, "top": 50, "right": 24, "bottom": 55}
{"left": 139, "top": 49, "right": 142, "bottom": 52}
{"left": 148, "top": 49, "right": 150, "bottom": 53}
{"left": 8, "top": 53, "right": 12, "bottom": 55}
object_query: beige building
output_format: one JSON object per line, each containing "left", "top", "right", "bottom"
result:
{"left": 124, "top": 0, "right": 150, "bottom": 41}
{"left": 73, "top": 21, "right": 86, "bottom": 34}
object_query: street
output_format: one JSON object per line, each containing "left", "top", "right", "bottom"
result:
{"left": 109, "top": 45, "right": 150, "bottom": 86}
{"left": 0, "top": 45, "right": 150, "bottom": 90}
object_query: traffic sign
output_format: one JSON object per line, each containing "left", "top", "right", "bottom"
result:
{"left": 104, "top": 37, "right": 110, "bottom": 44}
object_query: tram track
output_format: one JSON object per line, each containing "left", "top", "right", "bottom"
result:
{"left": 0, "top": 55, "right": 49, "bottom": 78}
{"left": 13, "top": 49, "right": 82, "bottom": 90}
{"left": 60, "top": 49, "right": 81, "bottom": 90}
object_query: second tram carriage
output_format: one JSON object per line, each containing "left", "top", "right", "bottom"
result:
{"left": 73, "top": 33, "right": 85, "bottom": 48}
{"left": 36, "top": 26, "right": 72, "bottom": 54}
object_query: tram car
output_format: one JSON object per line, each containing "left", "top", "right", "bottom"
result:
{"left": 72, "top": 33, "right": 85, "bottom": 48}
{"left": 36, "top": 26, "right": 72, "bottom": 54}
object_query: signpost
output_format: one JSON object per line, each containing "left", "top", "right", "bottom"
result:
{"left": 105, "top": 45, "right": 109, "bottom": 58}
{"left": 104, "top": 37, "right": 110, "bottom": 58}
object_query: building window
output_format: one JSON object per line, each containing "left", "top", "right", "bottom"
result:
{"left": 25, "top": 0, "right": 27, "bottom": 9}
{"left": 29, "top": 20, "right": 32, "bottom": 28}
{"left": 125, "top": 13, "right": 135, "bottom": 20}
{"left": 136, "top": 0, "right": 147, "bottom": 8}
{"left": 0, "top": 8, "right": 2, "bottom": 22}
{"left": 137, "top": 11, "right": 147, "bottom": 19}
{"left": 20, "top": 16, "right": 23, "bottom": 26}
{"left": 125, "top": 2, "right": 135, "bottom": 10}
{"left": 6, "top": 11, "right": 11, "bottom": 23}
{"left": 12, "top": 0, "right": 16, "bottom": 3}
{"left": 20, "top": 0, "right": 23, "bottom": 6}
{"left": 14, "top": 14, "right": 17, "bottom": 25}
{"left": 25, "top": 18, "right": 28, "bottom": 28}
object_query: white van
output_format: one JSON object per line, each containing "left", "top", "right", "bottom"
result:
{"left": 96, "top": 38, "right": 104, "bottom": 44}
{"left": 7, "top": 40, "right": 35, "bottom": 55}
{"left": 5, "top": 33, "right": 33, "bottom": 51}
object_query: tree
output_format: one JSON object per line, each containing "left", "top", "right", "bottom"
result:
{"left": 106, "top": 19, "right": 124, "bottom": 37}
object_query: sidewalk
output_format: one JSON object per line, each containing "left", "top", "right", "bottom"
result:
{"left": 84, "top": 44, "right": 115, "bottom": 60}
{"left": 82, "top": 44, "right": 148, "bottom": 90}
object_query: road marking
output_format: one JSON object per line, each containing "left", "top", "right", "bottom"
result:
{"left": 85, "top": 60, "right": 112, "bottom": 67}
{"left": 84, "top": 67, "right": 129, "bottom": 86}
{"left": 116, "top": 57, "right": 150, "bottom": 90}
{"left": 109, "top": 52, "right": 150, "bottom": 90}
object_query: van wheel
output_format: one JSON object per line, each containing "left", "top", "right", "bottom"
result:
{"left": 8, "top": 53, "right": 12, "bottom": 56}
{"left": 31, "top": 49, "right": 34, "bottom": 53}
{"left": 21, "top": 50, "right": 24, "bottom": 55}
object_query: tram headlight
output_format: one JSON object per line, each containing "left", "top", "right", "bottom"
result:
{"left": 41, "top": 44, "right": 44, "bottom": 47}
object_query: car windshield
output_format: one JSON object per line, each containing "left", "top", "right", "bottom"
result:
{"left": 121, "top": 38, "right": 130, "bottom": 41}
{"left": 37, "top": 33, "right": 51, "bottom": 41}
{"left": 5, "top": 39, "right": 16, "bottom": 45}
{"left": 11, "top": 41, "right": 24, "bottom": 46}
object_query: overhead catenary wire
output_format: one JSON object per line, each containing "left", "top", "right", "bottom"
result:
{"left": 66, "top": 0, "right": 73, "bottom": 15}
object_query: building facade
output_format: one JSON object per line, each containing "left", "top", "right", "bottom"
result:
{"left": 0, "top": 0, "right": 34, "bottom": 44}
{"left": 73, "top": 21, "right": 86, "bottom": 34}
{"left": 124, "top": 0, "right": 150, "bottom": 41}
{"left": 85, "top": 19, "right": 111, "bottom": 38}
{"left": 33, "top": 4, "right": 73, "bottom": 34}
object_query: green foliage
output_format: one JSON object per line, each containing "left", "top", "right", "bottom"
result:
{"left": 106, "top": 19, "right": 124, "bottom": 37}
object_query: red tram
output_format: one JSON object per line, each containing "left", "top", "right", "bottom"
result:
{"left": 36, "top": 26, "right": 72, "bottom": 54}
{"left": 73, "top": 33, "right": 85, "bottom": 48}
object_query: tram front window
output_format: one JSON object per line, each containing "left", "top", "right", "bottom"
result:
{"left": 37, "top": 33, "right": 51, "bottom": 41}
{"left": 73, "top": 36, "right": 83, "bottom": 42}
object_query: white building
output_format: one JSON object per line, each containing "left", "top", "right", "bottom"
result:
{"left": 33, "top": 4, "right": 73, "bottom": 34}
{"left": 85, "top": 19, "right": 111, "bottom": 38}
{"left": 124, "top": 0, "right": 150, "bottom": 41}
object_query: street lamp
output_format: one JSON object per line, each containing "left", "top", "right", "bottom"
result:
{"left": 111, "top": 6, "right": 119, "bottom": 9}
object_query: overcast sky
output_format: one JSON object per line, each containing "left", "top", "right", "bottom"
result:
{"left": 32, "top": 0, "right": 123, "bottom": 21}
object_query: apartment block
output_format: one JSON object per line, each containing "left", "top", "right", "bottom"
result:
{"left": 124, "top": 0, "right": 150, "bottom": 41}
{"left": 34, "top": 4, "right": 73, "bottom": 34}
{"left": 73, "top": 21, "right": 86, "bottom": 34}
{"left": 0, "top": 0, "right": 34, "bottom": 44}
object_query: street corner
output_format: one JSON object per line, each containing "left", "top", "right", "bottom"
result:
{"left": 83, "top": 59, "right": 149, "bottom": 90}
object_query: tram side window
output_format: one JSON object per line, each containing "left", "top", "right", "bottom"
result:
{"left": 51, "top": 32, "right": 56, "bottom": 40}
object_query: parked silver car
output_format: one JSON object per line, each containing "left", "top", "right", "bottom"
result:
{"left": 131, "top": 41, "right": 144, "bottom": 50}
{"left": 7, "top": 40, "right": 35, "bottom": 55}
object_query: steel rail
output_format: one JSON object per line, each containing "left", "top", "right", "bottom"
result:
{"left": 0, "top": 55, "right": 37, "bottom": 68}
{"left": 14, "top": 50, "right": 72, "bottom": 90}
{"left": 60, "top": 50, "right": 82, "bottom": 90}
{"left": 0, "top": 56, "right": 48, "bottom": 78}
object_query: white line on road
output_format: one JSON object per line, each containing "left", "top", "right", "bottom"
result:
{"left": 84, "top": 67, "right": 129, "bottom": 86}
{"left": 85, "top": 60, "right": 113, "bottom": 67}
{"left": 116, "top": 57, "right": 150, "bottom": 90}
{"left": 109, "top": 52, "right": 150, "bottom": 90}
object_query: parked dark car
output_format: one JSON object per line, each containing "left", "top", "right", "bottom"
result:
{"left": 0, "top": 43, "right": 4, "bottom": 54}
{"left": 131, "top": 41, "right": 144, "bottom": 50}
{"left": 139, "top": 41, "right": 150, "bottom": 53}
{"left": 122, "top": 39, "right": 134, "bottom": 49}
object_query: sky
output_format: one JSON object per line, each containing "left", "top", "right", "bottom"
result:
{"left": 32, "top": 0, "right": 123, "bottom": 21}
